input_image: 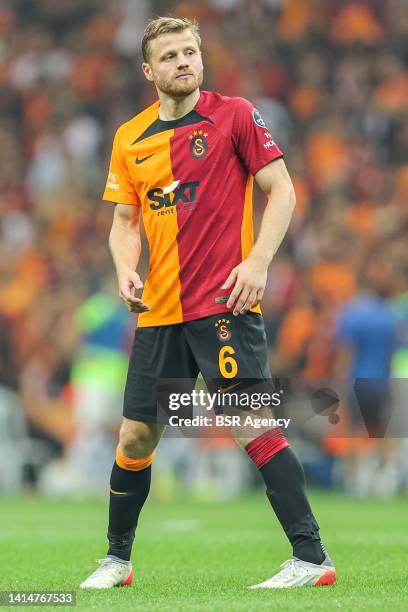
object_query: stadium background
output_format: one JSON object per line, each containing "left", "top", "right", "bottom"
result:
{"left": 1, "top": 2, "right": 407, "bottom": 608}
{"left": 0, "top": 0, "right": 407, "bottom": 504}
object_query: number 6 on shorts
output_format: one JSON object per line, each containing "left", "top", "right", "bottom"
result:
{"left": 218, "top": 345, "right": 238, "bottom": 378}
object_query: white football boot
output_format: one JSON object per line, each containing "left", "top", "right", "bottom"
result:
{"left": 249, "top": 556, "right": 336, "bottom": 589}
{"left": 80, "top": 557, "right": 134, "bottom": 589}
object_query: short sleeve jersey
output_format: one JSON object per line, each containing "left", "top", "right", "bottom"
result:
{"left": 103, "top": 90, "right": 283, "bottom": 327}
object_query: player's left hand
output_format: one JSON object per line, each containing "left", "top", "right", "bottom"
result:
{"left": 222, "top": 255, "right": 268, "bottom": 315}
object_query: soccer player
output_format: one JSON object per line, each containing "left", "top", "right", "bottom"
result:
{"left": 80, "top": 17, "right": 336, "bottom": 590}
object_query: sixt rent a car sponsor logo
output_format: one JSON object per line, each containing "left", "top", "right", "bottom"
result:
{"left": 148, "top": 180, "right": 200, "bottom": 215}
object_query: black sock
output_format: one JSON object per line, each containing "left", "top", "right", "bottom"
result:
{"left": 107, "top": 461, "right": 151, "bottom": 561}
{"left": 260, "top": 447, "right": 325, "bottom": 565}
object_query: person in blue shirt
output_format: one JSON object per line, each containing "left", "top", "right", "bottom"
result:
{"left": 334, "top": 257, "right": 401, "bottom": 495}
{"left": 335, "top": 257, "right": 398, "bottom": 437}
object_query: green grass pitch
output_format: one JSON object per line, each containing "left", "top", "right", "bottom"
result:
{"left": 0, "top": 492, "right": 407, "bottom": 610}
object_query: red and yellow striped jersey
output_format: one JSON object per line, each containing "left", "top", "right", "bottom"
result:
{"left": 103, "top": 90, "right": 283, "bottom": 327}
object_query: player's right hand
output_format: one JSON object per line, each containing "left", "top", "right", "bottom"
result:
{"left": 118, "top": 270, "right": 150, "bottom": 313}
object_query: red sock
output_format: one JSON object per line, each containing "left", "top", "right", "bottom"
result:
{"left": 246, "top": 436, "right": 326, "bottom": 565}
{"left": 245, "top": 428, "right": 290, "bottom": 468}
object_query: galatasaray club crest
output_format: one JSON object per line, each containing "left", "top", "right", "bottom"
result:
{"left": 189, "top": 130, "right": 208, "bottom": 160}
{"left": 215, "top": 318, "right": 232, "bottom": 342}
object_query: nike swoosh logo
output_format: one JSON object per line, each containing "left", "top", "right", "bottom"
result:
{"left": 219, "top": 382, "right": 241, "bottom": 393}
{"left": 109, "top": 487, "right": 129, "bottom": 495}
{"left": 135, "top": 153, "right": 155, "bottom": 164}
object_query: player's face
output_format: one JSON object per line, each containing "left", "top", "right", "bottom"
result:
{"left": 142, "top": 31, "right": 204, "bottom": 98}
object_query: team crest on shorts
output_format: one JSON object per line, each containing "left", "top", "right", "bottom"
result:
{"left": 215, "top": 318, "right": 231, "bottom": 342}
{"left": 188, "top": 130, "right": 208, "bottom": 160}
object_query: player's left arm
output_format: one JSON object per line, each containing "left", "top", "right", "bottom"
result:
{"left": 223, "top": 158, "right": 296, "bottom": 315}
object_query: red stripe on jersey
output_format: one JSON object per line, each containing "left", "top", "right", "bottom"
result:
{"left": 169, "top": 126, "right": 246, "bottom": 321}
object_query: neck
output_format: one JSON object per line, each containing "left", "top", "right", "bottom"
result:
{"left": 158, "top": 88, "right": 200, "bottom": 121}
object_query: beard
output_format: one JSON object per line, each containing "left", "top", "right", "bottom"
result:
{"left": 153, "top": 69, "right": 203, "bottom": 99}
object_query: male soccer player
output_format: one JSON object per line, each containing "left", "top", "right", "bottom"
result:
{"left": 80, "top": 17, "right": 336, "bottom": 590}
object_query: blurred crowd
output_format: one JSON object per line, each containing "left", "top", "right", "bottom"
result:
{"left": 0, "top": 0, "right": 407, "bottom": 496}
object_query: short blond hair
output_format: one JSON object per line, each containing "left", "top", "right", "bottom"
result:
{"left": 142, "top": 17, "right": 201, "bottom": 62}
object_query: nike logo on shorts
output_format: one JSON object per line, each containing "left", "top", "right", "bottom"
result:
{"left": 219, "top": 382, "right": 241, "bottom": 393}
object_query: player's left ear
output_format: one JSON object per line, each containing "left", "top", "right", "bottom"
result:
{"left": 141, "top": 63, "right": 154, "bottom": 82}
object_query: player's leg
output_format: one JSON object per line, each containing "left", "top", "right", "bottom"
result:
{"left": 185, "top": 312, "right": 335, "bottom": 588}
{"left": 229, "top": 410, "right": 335, "bottom": 588}
{"left": 107, "top": 418, "right": 164, "bottom": 563}
{"left": 81, "top": 324, "right": 198, "bottom": 589}
{"left": 80, "top": 419, "right": 163, "bottom": 589}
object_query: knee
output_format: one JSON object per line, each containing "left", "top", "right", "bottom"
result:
{"left": 119, "top": 422, "right": 158, "bottom": 458}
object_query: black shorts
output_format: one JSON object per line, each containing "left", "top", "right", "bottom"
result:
{"left": 123, "top": 312, "right": 271, "bottom": 423}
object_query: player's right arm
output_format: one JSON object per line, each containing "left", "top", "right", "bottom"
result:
{"left": 109, "top": 203, "right": 149, "bottom": 313}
